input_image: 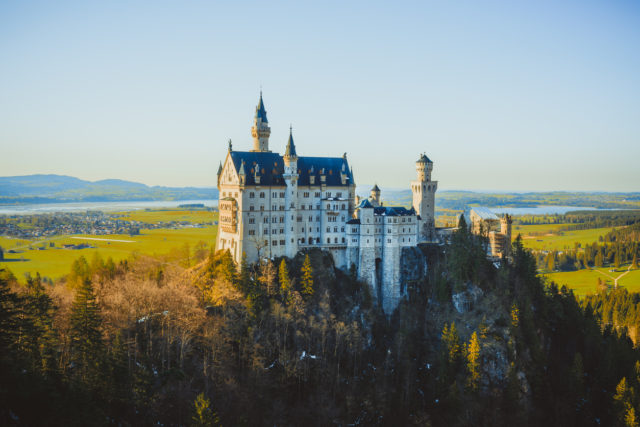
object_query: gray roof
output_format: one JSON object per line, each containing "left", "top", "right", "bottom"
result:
{"left": 255, "top": 92, "right": 268, "bottom": 123}
{"left": 229, "top": 151, "right": 354, "bottom": 187}
{"left": 284, "top": 128, "right": 297, "bottom": 157}
{"left": 470, "top": 207, "right": 499, "bottom": 221}
{"left": 417, "top": 153, "right": 432, "bottom": 164}
{"left": 374, "top": 206, "right": 416, "bottom": 217}
{"left": 371, "top": 184, "right": 380, "bottom": 192}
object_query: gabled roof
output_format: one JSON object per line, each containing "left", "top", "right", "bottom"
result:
{"left": 470, "top": 207, "right": 499, "bottom": 221}
{"left": 371, "top": 183, "right": 380, "bottom": 192}
{"left": 356, "top": 199, "right": 374, "bottom": 209}
{"left": 228, "top": 151, "right": 354, "bottom": 187}
{"left": 346, "top": 218, "right": 361, "bottom": 225}
{"left": 374, "top": 206, "right": 416, "bottom": 217}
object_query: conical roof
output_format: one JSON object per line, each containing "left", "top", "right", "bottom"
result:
{"left": 255, "top": 91, "right": 268, "bottom": 122}
{"left": 284, "top": 126, "right": 297, "bottom": 157}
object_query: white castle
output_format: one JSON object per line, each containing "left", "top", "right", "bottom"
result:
{"left": 216, "top": 94, "right": 438, "bottom": 312}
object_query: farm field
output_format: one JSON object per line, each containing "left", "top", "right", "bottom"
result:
{"left": 0, "top": 209, "right": 218, "bottom": 281}
{"left": 514, "top": 225, "right": 619, "bottom": 251}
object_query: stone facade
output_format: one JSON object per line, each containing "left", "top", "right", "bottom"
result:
{"left": 469, "top": 207, "right": 513, "bottom": 258}
{"left": 216, "top": 94, "right": 438, "bottom": 313}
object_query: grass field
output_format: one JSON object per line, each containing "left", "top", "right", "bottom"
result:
{"left": 544, "top": 265, "right": 640, "bottom": 297}
{"left": 514, "top": 225, "right": 618, "bottom": 251}
{"left": 0, "top": 210, "right": 218, "bottom": 281}
{"left": 116, "top": 209, "right": 215, "bottom": 224}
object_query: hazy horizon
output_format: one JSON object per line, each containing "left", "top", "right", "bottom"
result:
{"left": 1, "top": 1, "right": 639, "bottom": 192}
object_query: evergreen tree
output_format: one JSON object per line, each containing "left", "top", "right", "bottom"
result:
{"left": 70, "top": 277, "right": 103, "bottom": 383}
{"left": 279, "top": 259, "right": 291, "bottom": 298}
{"left": 0, "top": 245, "right": 4, "bottom": 260}
{"left": 632, "top": 252, "right": 638, "bottom": 270}
{"left": 595, "top": 251, "right": 604, "bottom": 268}
{"left": 301, "top": 254, "right": 314, "bottom": 298}
{"left": 466, "top": 331, "right": 481, "bottom": 391}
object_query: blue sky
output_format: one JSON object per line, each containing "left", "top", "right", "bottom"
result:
{"left": 1, "top": 0, "right": 639, "bottom": 191}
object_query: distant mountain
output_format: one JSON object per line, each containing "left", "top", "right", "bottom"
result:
{"left": 0, "top": 174, "right": 218, "bottom": 204}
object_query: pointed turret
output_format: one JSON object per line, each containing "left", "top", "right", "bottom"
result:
{"left": 251, "top": 91, "right": 271, "bottom": 152}
{"left": 284, "top": 126, "right": 297, "bottom": 158}
{"left": 217, "top": 161, "right": 222, "bottom": 176}
{"left": 370, "top": 184, "right": 381, "bottom": 206}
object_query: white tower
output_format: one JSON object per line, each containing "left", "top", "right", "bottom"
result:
{"left": 283, "top": 127, "right": 299, "bottom": 257}
{"left": 411, "top": 153, "right": 437, "bottom": 241}
{"left": 250, "top": 92, "right": 271, "bottom": 152}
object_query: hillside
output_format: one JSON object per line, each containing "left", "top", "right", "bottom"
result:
{"left": 0, "top": 174, "right": 218, "bottom": 204}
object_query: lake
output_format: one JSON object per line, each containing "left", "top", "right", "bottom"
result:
{"left": 0, "top": 199, "right": 219, "bottom": 215}
{"left": 488, "top": 206, "right": 604, "bottom": 215}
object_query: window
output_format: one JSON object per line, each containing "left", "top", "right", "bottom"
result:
{"left": 327, "top": 238, "right": 330, "bottom": 243}
{"left": 334, "top": 237, "right": 338, "bottom": 243}
{"left": 309, "top": 216, "right": 313, "bottom": 222}
{"left": 341, "top": 227, "right": 345, "bottom": 232}
{"left": 327, "top": 192, "right": 331, "bottom": 197}
{"left": 301, "top": 238, "right": 305, "bottom": 243}
{"left": 272, "top": 192, "right": 277, "bottom": 198}
{"left": 264, "top": 229, "right": 269, "bottom": 235}
{"left": 334, "top": 226, "right": 338, "bottom": 232}
{"left": 280, "top": 216, "right": 284, "bottom": 223}
{"left": 272, "top": 205, "right": 277, "bottom": 210}
{"left": 352, "top": 228, "right": 357, "bottom": 233}
{"left": 326, "top": 204, "right": 330, "bottom": 209}
{"left": 259, "top": 192, "right": 265, "bottom": 198}
{"left": 280, "top": 240, "right": 285, "bottom": 245}
{"left": 309, "top": 227, "right": 312, "bottom": 232}
{"left": 314, "top": 192, "right": 320, "bottom": 197}
{"left": 341, "top": 215, "right": 345, "bottom": 221}
{"left": 250, "top": 192, "right": 255, "bottom": 198}
{"left": 260, "top": 205, "right": 264, "bottom": 211}
{"left": 280, "top": 192, "right": 285, "bottom": 198}
{"left": 272, "top": 240, "right": 277, "bottom": 246}
{"left": 303, "top": 192, "right": 309, "bottom": 198}
{"left": 309, "top": 205, "right": 312, "bottom": 210}
{"left": 249, "top": 206, "right": 254, "bottom": 211}
{"left": 342, "top": 237, "right": 345, "bottom": 243}
{"left": 326, "top": 227, "right": 330, "bottom": 232}
{"left": 248, "top": 230, "right": 255, "bottom": 235}
{"left": 264, "top": 217, "right": 269, "bottom": 223}
{"left": 337, "top": 192, "right": 342, "bottom": 197}
{"left": 249, "top": 218, "right": 255, "bottom": 224}
{"left": 300, "top": 227, "right": 304, "bottom": 232}
{"left": 341, "top": 204, "right": 345, "bottom": 210}
{"left": 301, "top": 205, "right": 306, "bottom": 210}
{"left": 388, "top": 239, "right": 391, "bottom": 243}
{"left": 222, "top": 192, "right": 226, "bottom": 197}
{"left": 280, "top": 228, "right": 284, "bottom": 234}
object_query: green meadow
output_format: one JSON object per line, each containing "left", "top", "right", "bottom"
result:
{"left": 515, "top": 225, "right": 619, "bottom": 251}
{"left": 544, "top": 265, "right": 640, "bottom": 297}
{"left": 0, "top": 210, "right": 218, "bottom": 281}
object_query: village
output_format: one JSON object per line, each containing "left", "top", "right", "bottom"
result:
{"left": 0, "top": 210, "right": 210, "bottom": 240}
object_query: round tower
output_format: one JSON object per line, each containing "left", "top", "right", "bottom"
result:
{"left": 411, "top": 153, "right": 437, "bottom": 241}
{"left": 283, "top": 127, "right": 299, "bottom": 258}
{"left": 250, "top": 91, "right": 271, "bottom": 152}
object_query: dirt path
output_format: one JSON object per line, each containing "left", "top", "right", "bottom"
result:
{"left": 594, "top": 264, "right": 634, "bottom": 288}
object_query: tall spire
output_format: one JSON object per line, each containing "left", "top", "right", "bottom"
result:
{"left": 284, "top": 125, "right": 297, "bottom": 157}
{"left": 251, "top": 91, "right": 271, "bottom": 152}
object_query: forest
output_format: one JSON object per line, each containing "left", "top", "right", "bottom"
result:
{"left": 2, "top": 223, "right": 640, "bottom": 426}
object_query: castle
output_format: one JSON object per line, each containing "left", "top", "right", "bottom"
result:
{"left": 216, "top": 94, "right": 437, "bottom": 312}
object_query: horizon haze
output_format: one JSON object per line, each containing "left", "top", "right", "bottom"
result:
{"left": 1, "top": 1, "right": 639, "bottom": 192}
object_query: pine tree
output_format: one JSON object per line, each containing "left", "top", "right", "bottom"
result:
{"left": 239, "top": 252, "right": 251, "bottom": 294}
{"left": 279, "top": 259, "right": 291, "bottom": 298}
{"left": 466, "top": 331, "right": 481, "bottom": 391}
{"left": 301, "top": 254, "right": 314, "bottom": 298}
{"left": 70, "top": 277, "right": 103, "bottom": 383}
{"left": 632, "top": 252, "right": 638, "bottom": 270}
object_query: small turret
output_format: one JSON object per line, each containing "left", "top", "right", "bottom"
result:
{"left": 416, "top": 153, "right": 433, "bottom": 182}
{"left": 250, "top": 91, "right": 271, "bottom": 152}
{"left": 254, "top": 162, "right": 261, "bottom": 185}
{"left": 370, "top": 184, "right": 381, "bottom": 206}
{"left": 238, "top": 161, "right": 246, "bottom": 185}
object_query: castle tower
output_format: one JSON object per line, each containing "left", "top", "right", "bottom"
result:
{"left": 411, "top": 153, "right": 438, "bottom": 241}
{"left": 283, "top": 127, "right": 299, "bottom": 257}
{"left": 250, "top": 92, "right": 271, "bottom": 152}
{"left": 500, "top": 214, "right": 513, "bottom": 257}
{"left": 370, "top": 184, "right": 381, "bottom": 206}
